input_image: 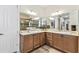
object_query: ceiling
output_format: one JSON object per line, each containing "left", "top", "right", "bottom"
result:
{"left": 20, "top": 5, "right": 79, "bottom": 17}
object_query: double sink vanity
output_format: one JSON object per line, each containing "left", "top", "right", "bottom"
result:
{"left": 20, "top": 29, "right": 79, "bottom": 53}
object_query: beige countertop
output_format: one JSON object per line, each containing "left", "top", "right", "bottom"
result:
{"left": 20, "top": 30, "right": 45, "bottom": 35}
{"left": 45, "top": 29, "right": 79, "bottom": 36}
{"left": 20, "top": 29, "right": 79, "bottom": 36}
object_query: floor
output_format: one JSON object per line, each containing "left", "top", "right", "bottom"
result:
{"left": 32, "top": 45, "right": 62, "bottom": 53}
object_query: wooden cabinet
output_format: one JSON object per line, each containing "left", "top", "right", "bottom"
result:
{"left": 52, "top": 33, "right": 78, "bottom": 53}
{"left": 62, "top": 35, "right": 78, "bottom": 53}
{"left": 46, "top": 32, "right": 52, "bottom": 40}
{"left": 20, "top": 32, "right": 46, "bottom": 53}
{"left": 39, "top": 32, "right": 45, "bottom": 45}
{"left": 20, "top": 32, "right": 78, "bottom": 53}
{"left": 33, "top": 33, "right": 40, "bottom": 48}
{"left": 52, "top": 33, "right": 63, "bottom": 50}
{"left": 20, "top": 35, "right": 33, "bottom": 53}
{"left": 46, "top": 40, "right": 53, "bottom": 46}
{"left": 33, "top": 32, "right": 45, "bottom": 48}
{"left": 78, "top": 37, "right": 79, "bottom": 52}
{"left": 46, "top": 32, "right": 53, "bottom": 46}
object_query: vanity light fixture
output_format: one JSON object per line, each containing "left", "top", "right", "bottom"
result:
{"left": 51, "top": 11, "right": 64, "bottom": 16}
{"left": 49, "top": 17, "right": 54, "bottom": 20}
{"left": 22, "top": 9, "right": 37, "bottom": 16}
{"left": 33, "top": 17, "right": 40, "bottom": 20}
{"left": 27, "top": 10, "right": 37, "bottom": 16}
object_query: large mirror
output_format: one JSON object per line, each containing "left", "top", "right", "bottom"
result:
{"left": 20, "top": 12, "right": 50, "bottom": 30}
{"left": 59, "top": 13, "right": 70, "bottom": 31}
{"left": 50, "top": 13, "right": 70, "bottom": 31}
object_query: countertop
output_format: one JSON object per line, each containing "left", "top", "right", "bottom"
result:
{"left": 45, "top": 29, "right": 79, "bottom": 36}
{"left": 20, "top": 29, "right": 45, "bottom": 35}
{"left": 20, "top": 29, "right": 79, "bottom": 36}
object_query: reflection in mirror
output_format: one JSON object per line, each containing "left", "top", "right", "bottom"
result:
{"left": 50, "top": 17, "right": 55, "bottom": 29}
{"left": 38, "top": 18, "right": 50, "bottom": 29}
{"left": 20, "top": 15, "right": 50, "bottom": 30}
{"left": 50, "top": 16, "right": 59, "bottom": 30}
{"left": 71, "top": 25, "right": 76, "bottom": 31}
{"left": 20, "top": 19, "right": 30, "bottom": 30}
{"left": 60, "top": 13, "right": 70, "bottom": 31}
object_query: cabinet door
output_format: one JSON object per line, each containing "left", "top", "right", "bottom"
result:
{"left": 46, "top": 32, "right": 52, "bottom": 40}
{"left": 23, "top": 35, "right": 33, "bottom": 53}
{"left": 53, "top": 33, "right": 63, "bottom": 50}
{"left": 46, "top": 40, "right": 53, "bottom": 46}
{"left": 63, "top": 35, "right": 78, "bottom": 53}
{"left": 33, "top": 34, "right": 40, "bottom": 48}
{"left": 46, "top": 32, "right": 53, "bottom": 46}
{"left": 39, "top": 32, "right": 45, "bottom": 45}
{"left": 78, "top": 37, "right": 79, "bottom": 52}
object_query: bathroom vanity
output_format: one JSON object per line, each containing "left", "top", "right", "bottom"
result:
{"left": 20, "top": 31, "right": 45, "bottom": 53}
{"left": 20, "top": 30, "right": 79, "bottom": 53}
{"left": 46, "top": 32, "right": 78, "bottom": 53}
